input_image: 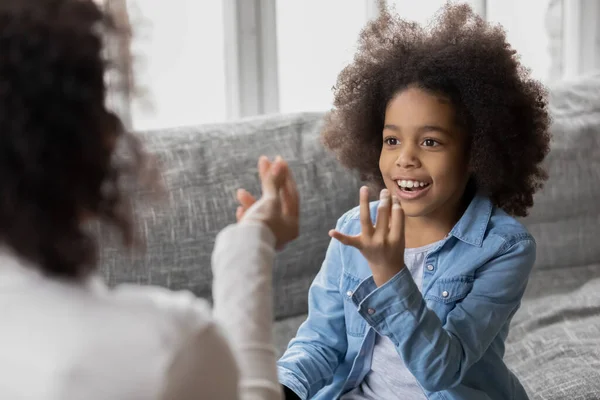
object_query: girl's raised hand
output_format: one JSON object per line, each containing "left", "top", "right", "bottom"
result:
{"left": 329, "top": 186, "right": 406, "bottom": 286}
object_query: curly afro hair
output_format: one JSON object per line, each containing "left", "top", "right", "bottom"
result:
{"left": 322, "top": 1, "right": 551, "bottom": 217}
{"left": 0, "top": 0, "right": 158, "bottom": 280}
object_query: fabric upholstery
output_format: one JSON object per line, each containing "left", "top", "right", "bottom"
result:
{"left": 98, "top": 112, "right": 361, "bottom": 321}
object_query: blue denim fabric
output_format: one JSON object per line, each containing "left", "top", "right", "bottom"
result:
{"left": 278, "top": 194, "right": 534, "bottom": 400}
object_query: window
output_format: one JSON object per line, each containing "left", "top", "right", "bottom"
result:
{"left": 275, "top": 0, "right": 552, "bottom": 115}
{"left": 127, "top": 0, "right": 227, "bottom": 131}
{"left": 387, "top": 0, "right": 454, "bottom": 24}
{"left": 275, "top": 0, "right": 372, "bottom": 114}
{"left": 123, "top": 0, "right": 592, "bottom": 129}
{"left": 486, "top": 0, "right": 554, "bottom": 82}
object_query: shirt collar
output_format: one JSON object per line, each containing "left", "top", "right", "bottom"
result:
{"left": 449, "top": 193, "right": 493, "bottom": 247}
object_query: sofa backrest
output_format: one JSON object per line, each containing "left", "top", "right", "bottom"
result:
{"left": 520, "top": 73, "right": 600, "bottom": 271}
{"left": 98, "top": 112, "right": 361, "bottom": 321}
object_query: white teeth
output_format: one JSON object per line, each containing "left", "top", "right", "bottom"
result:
{"left": 397, "top": 180, "right": 429, "bottom": 188}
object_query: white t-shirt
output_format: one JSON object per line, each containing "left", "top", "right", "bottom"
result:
{"left": 342, "top": 240, "right": 442, "bottom": 400}
{"left": 0, "top": 222, "right": 282, "bottom": 400}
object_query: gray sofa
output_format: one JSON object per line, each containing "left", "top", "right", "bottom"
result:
{"left": 99, "top": 73, "right": 600, "bottom": 399}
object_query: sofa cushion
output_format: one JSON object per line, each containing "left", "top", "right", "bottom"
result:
{"left": 98, "top": 112, "right": 361, "bottom": 321}
{"left": 520, "top": 73, "right": 600, "bottom": 271}
{"left": 507, "top": 74, "right": 600, "bottom": 398}
{"left": 506, "top": 263, "right": 600, "bottom": 399}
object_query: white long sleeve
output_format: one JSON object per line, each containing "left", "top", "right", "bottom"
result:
{"left": 211, "top": 222, "right": 283, "bottom": 400}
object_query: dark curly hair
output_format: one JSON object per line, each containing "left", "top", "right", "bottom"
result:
{"left": 0, "top": 0, "right": 158, "bottom": 280}
{"left": 322, "top": 1, "right": 551, "bottom": 217}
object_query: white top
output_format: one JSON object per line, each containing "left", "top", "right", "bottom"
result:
{"left": 0, "top": 222, "right": 282, "bottom": 400}
{"left": 342, "top": 241, "right": 442, "bottom": 400}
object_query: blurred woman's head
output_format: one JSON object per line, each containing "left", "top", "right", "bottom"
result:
{"left": 0, "top": 0, "right": 155, "bottom": 280}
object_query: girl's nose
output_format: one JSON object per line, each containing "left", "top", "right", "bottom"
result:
{"left": 395, "top": 144, "right": 421, "bottom": 169}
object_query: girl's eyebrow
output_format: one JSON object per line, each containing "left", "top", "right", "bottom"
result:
{"left": 418, "top": 125, "right": 452, "bottom": 136}
{"left": 383, "top": 124, "right": 451, "bottom": 136}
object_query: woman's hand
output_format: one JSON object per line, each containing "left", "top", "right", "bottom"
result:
{"left": 329, "top": 187, "right": 405, "bottom": 287}
{"left": 237, "top": 156, "right": 300, "bottom": 250}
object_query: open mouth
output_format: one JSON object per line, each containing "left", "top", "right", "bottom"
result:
{"left": 396, "top": 179, "right": 431, "bottom": 192}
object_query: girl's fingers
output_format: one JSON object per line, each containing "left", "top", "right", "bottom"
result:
{"left": 359, "top": 186, "right": 374, "bottom": 237}
{"left": 374, "top": 189, "right": 391, "bottom": 238}
{"left": 388, "top": 196, "right": 405, "bottom": 243}
{"left": 328, "top": 230, "right": 362, "bottom": 250}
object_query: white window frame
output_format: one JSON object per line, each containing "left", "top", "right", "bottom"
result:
{"left": 563, "top": 0, "right": 600, "bottom": 78}
{"left": 225, "top": 0, "right": 378, "bottom": 120}
{"left": 223, "top": 0, "right": 279, "bottom": 120}
{"left": 224, "top": 0, "right": 595, "bottom": 120}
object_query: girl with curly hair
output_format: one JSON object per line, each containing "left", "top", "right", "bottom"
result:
{"left": 0, "top": 0, "right": 297, "bottom": 399}
{"left": 274, "top": 2, "right": 551, "bottom": 399}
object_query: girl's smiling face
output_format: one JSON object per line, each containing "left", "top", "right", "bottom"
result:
{"left": 379, "top": 86, "right": 470, "bottom": 224}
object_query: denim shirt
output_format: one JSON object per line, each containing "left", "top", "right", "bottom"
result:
{"left": 278, "top": 194, "right": 535, "bottom": 400}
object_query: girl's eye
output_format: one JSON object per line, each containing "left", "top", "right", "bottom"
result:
{"left": 385, "top": 138, "right": 399, "bottom": 146}
{"left": 423, "top": 138, "right": 439, "bottom": 147}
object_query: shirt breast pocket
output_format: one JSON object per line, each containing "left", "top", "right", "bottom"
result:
{"left": 424, "top": 276, "right": 473, "bottom": 324}
{"left": 340, "top": 272, "right": 368, "bottom": 337}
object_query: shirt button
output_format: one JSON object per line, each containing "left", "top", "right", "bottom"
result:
{"left": 426, "top": 264, "right": 434, "bottom": 271}
{"left": 367, "top": 308, "right": 376, "bottom": 315}
{"left": 346, "top": 290, "right": 353, "bottom": 297}
{"left": 442, "top": 291, "right": 449, "bottom": 298}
